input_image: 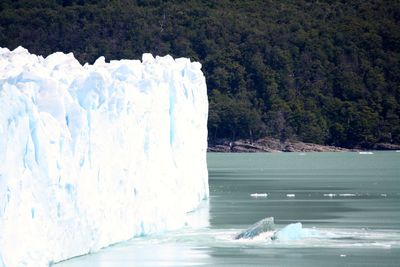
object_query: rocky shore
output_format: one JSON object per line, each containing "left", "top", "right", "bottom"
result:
{"left": 208, "top": 137, "right": 400, "bottom": 153}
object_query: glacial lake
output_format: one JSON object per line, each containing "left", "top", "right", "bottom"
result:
{"left": 57, "top": 152, "right": 400, "bottom": 266}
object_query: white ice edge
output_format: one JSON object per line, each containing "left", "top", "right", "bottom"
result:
{"left": 0, "top": 47, "right": 209, "bottom": 267}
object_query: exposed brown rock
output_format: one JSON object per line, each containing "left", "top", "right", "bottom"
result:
{"left": 208, "top": 137, "right": 356, "bottom": 152}
{"left": 371, "top": 143, "right": 400, "bottom": 150}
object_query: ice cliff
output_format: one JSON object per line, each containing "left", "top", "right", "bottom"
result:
{"left": 0, "top": 47, "right": 208, "bottom": 267}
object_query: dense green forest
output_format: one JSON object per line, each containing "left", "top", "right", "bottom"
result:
{"left": 1, "top": 0, "right": 399, "bottom": 148}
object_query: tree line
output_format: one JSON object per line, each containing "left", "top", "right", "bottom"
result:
{"left": 1, "top": 0, "right": 399, "bottom": 148}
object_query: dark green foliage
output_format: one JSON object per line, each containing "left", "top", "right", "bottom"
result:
{"left": 1, "top": 0, "right": 399, "bottom": 147}
{"left": 209, "top": 89, "right": 264, "bottom": 142}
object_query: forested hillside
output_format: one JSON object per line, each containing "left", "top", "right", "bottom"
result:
{"left": 1, "top": 0, "right": 399, "bottom": 148}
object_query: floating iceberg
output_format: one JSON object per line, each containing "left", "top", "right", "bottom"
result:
{"left": 272, "top": 223, "right": 304, "bottom": 241}
{"left": 0, "top": 47, "right": 208, "bottom": 267}
{"left": 234, "top": 218, "right": 321, "bottom": 242}
{"left": 234, "top": 217, "right": 275, "bottom": 240}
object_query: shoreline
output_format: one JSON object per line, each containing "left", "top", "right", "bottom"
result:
{"left": 207, "top": 137, "right": 400, "bottom": 153}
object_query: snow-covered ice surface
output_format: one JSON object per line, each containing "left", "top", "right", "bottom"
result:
{"left": 0, "top": 47, "right": 208, "bottom": 267}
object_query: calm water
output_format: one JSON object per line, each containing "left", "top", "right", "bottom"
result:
{"left": 57, "top": 152, "right": 400, "bottom": 266}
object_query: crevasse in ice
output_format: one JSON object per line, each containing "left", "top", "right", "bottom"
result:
{"left": 0, "top": 47, "right": 209, "bottom": 267}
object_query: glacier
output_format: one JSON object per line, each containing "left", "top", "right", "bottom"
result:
{"left": 0, "top": 47, "right": 208, "bottom": 267}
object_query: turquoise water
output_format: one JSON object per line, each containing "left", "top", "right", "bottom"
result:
{"left": 57, "top": 152, "right": 400, "bottom": 266}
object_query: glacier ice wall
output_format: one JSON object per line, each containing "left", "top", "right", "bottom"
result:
{"left": 0, "top": 47, "right": 208, "bottom": 267}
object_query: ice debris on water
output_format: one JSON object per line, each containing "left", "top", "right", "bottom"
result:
{"left": 272, "top": 222, "right": 304, "bottom": 241}
{"left": 234, "top": 217, "right": 275, "bottom": 240}
{"left": 235, "top": 217, "right": 400, "bottom": 247}
{"left": 286, "top": 194, "right": 295, "bottom": 198}
{"left": 339, "top": 193, "right": 357, "bottom": 197}
{"left": 250, "top": 193, "right": 268, "bottom": 198}
{"left": 0, "top": 47, "right": 209, "bottom": 267}
{"left": 234, "top": 218, "right": 319, "bottom": 242}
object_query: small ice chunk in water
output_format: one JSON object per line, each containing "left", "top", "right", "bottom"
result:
{"left": 286, "top": 194, "right": 295, "bottom": 198}
{"left": 250, "top": 193, "right": 268, "bottom": 198}
{"left": 234, "top": 217, "right": 275, "bottom": 240}
{"left": 324, "top": 193, "right": 336, "bottom": 198}
{"left": 381, "top": 194, "right": 387, "bottom": 197}
{"left": 272, "top": 222, "right": 303, "bottom": 241}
